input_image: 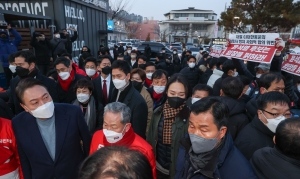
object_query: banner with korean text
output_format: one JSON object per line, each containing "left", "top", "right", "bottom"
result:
{"left": 222, "top": 33, "right": 279, "bottom": 63}
{"left": 210, "top": 46, "right": 225, "bottom": 58}
{"left": 281, "top": 54, "right": 300, "bottom": 76}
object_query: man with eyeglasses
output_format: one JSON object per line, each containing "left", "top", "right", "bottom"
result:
{"left": 246, "top": 72, "right": 285, "bottom": 121}
{"left": 235, "top": 91, "right": 291, "bottom": 160}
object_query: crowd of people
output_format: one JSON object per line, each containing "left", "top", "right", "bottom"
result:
{"left": 1, "top": 26, "right": 300, "bottom": 179}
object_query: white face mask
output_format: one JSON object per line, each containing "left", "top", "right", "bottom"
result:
{"left": 113, "top": 78, "right": 127, "bottom": 89}
{"left": 131, "top": 55, "right": 136, "bottom": 59}
{"left": 189, "top": 62, "right": 196, "bottom": 68}
{"left": 233, "top": 71, "right": 239, "bottom": 77}
{"left": 256, "top": 74, "right": 262, "bottom": 78}
{"left": 9, "top": 65, "right": 16, "bottom": 73}
{"left": 173, "top": 51, "right": 177, "bottom": 54}
{"left": 103, "top": 125, "right": 127, "bottom": 143}
{"left": 146, "top": 73, "right": 153, "bottom": 80}
{"left": 85, "top": 69, "right": 96, "bottom": 77}
{"left": 127, "top": 50, "right": 131, "bottom": 54}
{"left": 153, "top": 85, "right": 165, "bottom": 94}
{"left": 28, "top": 101, "right": 55, "bottom": 119}
{"left": 245, "top": 87, "right": 251, "bottom": 96}
{"left": 192, "top": 98, "right": 201, "bottom": 104}
{"left": 55, "top": 34, "right": 60, "bottom": 38}
{"left": 262, "top": 112, "right": 286, "bottom": 133}
{"left": 59, "top": 71, "right": 70, "bottom": 80}
{"left": 77, "top": 93, "right": 90, "bottom": 103}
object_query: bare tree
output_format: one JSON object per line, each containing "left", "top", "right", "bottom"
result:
{"left": 125, "top": 22, "right": 140, "bottom": 39}
{"left": 109, "top": 0, "right": 133, "bottom": 21}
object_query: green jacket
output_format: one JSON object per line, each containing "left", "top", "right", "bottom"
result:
{"left": 147, "top": 105, "right": 189, "bottom": 179}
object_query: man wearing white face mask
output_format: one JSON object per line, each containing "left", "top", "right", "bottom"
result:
{"left": 144, "top": 62, "right": 156, "bottom": 88}
{"left": 49, "top": 30, "right": 67, "bottom": 61}
{"left": 54, "top": 57, "right": 87, "bottom": 103}
{"left": 186, "top": 84, "right": 212, "bottom": 108}
{"left": 89, "top": 102, "right": 156, "bottom": 178}
{"left": 180, "top": 56, "right": 201, "bottom": 89}
{"left": 12, "top": 78, "right": 91, "bottom": 179}
{"left": 109, "top": 60, "right": 148, "bottom": 138}
{"left": 125, "top": 49, "right": 138, "bottom": 68}
{"left": 124, "top": 46, "right": 133, "bottom": 62}
{"left": 235, "top": 91, "right": 291, "bottom": 160}
{"left": 84, "top": 57, "right": 99, "bottom": 80}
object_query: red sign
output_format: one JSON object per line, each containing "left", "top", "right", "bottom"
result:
{"left": 281, "top": 54, "right": 300, "bottom": 76}
{"left": 210, "top": 48, "right": 224, "bottom": 58}
{"left": 222, "top": 44, "right": 277, "bottom": 63}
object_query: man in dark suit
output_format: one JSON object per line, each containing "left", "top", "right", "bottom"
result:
{"left": 8, "top": 51, "right": 58, "bottom": 115}
{"left": 12, "top": 78, "right": 91, "bottom": 179}
{"left": 109, "top": 60, "right": 148, "bottom": 139}
{"left": 93, "top": 55, "right": 115, "bottom": 106}
{"left": 54, "top": 57, "right": 87, "bottom": 103}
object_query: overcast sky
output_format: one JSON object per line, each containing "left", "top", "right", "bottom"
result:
{"left": 130, "top": 0, "right": 232, "bottom": 20}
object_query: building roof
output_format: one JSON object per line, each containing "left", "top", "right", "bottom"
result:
{"left": 164, "top": 7, "right": 215, "bottom": 16}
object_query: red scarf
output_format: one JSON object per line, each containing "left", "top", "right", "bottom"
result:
{"left": 103, "top": 127, "right": 135, "bottom": 147}
{"left": 90, "top": 72, "right": 99, "bottom": 80}
{"left": 145, "top": 78, "right": 152, "bottom": 87}
{"left": 153, "top": 90, "right": 163, "bottom": 102}
{"left": 58, "top": 69, "right": 75, "bottom": 91}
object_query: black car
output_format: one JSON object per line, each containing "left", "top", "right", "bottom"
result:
{"left": 137, "top": 42, "right": 172, "bottom": 61}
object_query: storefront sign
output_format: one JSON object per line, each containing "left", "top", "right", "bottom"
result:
{"left": 222, "top": 33, "right": 279, "bottom": 63}
{"left": 281, "top": 54, "right": 300, "bottom": 76}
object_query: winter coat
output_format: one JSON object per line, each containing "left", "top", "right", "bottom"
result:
{"left": 90, "top": 127, "right": 156, "bottom": 179}
{"left": 61, "top": 31, "right": 77, "bottom": 54}
{"left": 200, "top": 68, "right": 213, "bottom": 84}
{"left": 235, "top": 116, "right": 275, "bottom": 160}
{"left": 147, "top": 105, "right": 189, "bottom": 179}
{"left": 57, "top": 74, "right": 88, "bottom": 103}
{"left": 251, "top": 147, "right": 300, "bottom": 179}
{"left": 172, "top": 55, "right": 181, "bottom": 73}
{"left": 246, "top": 96, "right": 259, "bottom": 121}
{"left": 156, "top": 59, "right": 168, "bottom": 71}
{"left": 220, "top": 96, "right": 249, "bottom": 140}
{"left": 213, "top": 73, "right": 230, "bottom": 96}
{"left": 0, "top": 117, "right": 23, "bottom": 178}
{"left": 0, "top": 98, "right": 14, "bottom": 120}
{"left": 207, "top": 68, "right": 224, "bottom": 88}
{"left": 175, "top": 133, "right": 257, "bottom": 179}
{"left": 49, "top": 37, "right": 68, "bottom": 59}
{"left": 180, "top": 67, "right": 202, "bottom": 89}
{"left": 147, "top": 87, "right": 167, "bottom": 110}
{"left": 0, "top": 29, "right": 22, "bottom": 67}
{"left": 30, "top": 35, "right": 52, "bottom": 65}
{"left": 109, "top": 83, "right": 148, "bottom": 139}
{"left": 140, "top": 86, "right": 153, "bottom": 136}
{"left": 8, "top": 73, "right": 59, "bottom": 115}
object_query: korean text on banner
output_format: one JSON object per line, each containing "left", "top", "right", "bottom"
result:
{"left": 281, "top": 54, "right": 300, "bottom": 76}
{"left": 210, "top": 47, "right": 224, "bottom": 58}
{"left": 222, "top": 33, "right": 279, "bottom": 63}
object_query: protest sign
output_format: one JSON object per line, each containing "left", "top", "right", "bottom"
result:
{"left": 222, "top": 33, "right": 279, "bottom": 63}
{"left": 211, "top": 38, "right": 227, "bottom": 45}
{"left": 281, "top": 53, "right": 300, "bottom": 76}
{"left": 210, "top": 46, "right": 225, "bottom": 58}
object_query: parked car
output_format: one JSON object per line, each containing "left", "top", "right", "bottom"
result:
{"left": 137, "top": 42, "right": 172, "bottom": 62}
{"left": 189, "top": 47, "right": 200, "bottom": 56}
{"left": 118, "top": 42, "right": 133, "bottom": 50}
{"left": 170, "top": 43, "right": 182, "bottom": 49}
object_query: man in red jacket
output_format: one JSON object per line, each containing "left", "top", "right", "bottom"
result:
{"left": 90, "top": 102, "right": 156, "bottom": 178}
{"left": 0, "top": 117, "right": 23, "bottom": 179}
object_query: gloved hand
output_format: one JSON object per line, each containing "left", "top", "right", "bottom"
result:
{"left": 275, "top": 37, "right": 285, "bottom": 56}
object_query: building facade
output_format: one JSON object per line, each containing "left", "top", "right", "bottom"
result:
{"left": 159, "top": 7, "right": 222, "bottom": 44}
{"left": 107, "top": 9, "right": 142, "bottom": 42}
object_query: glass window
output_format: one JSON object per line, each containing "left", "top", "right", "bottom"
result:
{"left": 175, "top": 13, "right": 189, "bottom": 18}
{"left": 194, "top": 13, "right": 208, "bottom": 18}
{"left": 173, "top": 24, "right": 190, "bottom": 30}
{"left": 193, "top": 24, "right": 208, "bottom": 30}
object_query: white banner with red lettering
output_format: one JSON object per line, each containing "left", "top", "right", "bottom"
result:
{"left": 210, "top": 46, "right": 225, "bottom": 58}
{"left": 281, "top": 54, "right": 300, "bottom": 76}
{"left": 222, "top": 33, "right": 279, "bottom": 63}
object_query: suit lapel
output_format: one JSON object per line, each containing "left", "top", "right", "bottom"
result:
{"left": 54, "top": 105, "right": 70, "bottom": 163}
{"left": 25, "top": 113, "right": 53, "bottom": 162}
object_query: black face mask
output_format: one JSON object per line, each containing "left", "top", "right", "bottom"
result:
{"left": 16, "top": 66, "right": 30, "bottom": 78}
{"left": 102, "top": 66, "right": 112, "bottom": 75}
{"left": 132, "top": 81, "right": 144, "bottom": 92}
{"left": 138, "top": 64, "right": 146, "bottom": 69}
{"left": 168, "top": 96, "right": 185, "bottom": 109}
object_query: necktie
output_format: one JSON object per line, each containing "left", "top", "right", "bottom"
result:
{"left": 103, "top": 79, "right": 108, "bottom": 105}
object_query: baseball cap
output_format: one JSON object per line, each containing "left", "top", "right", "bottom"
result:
{"left": 255, "top": 63, "right": 271, "bottom": 71}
